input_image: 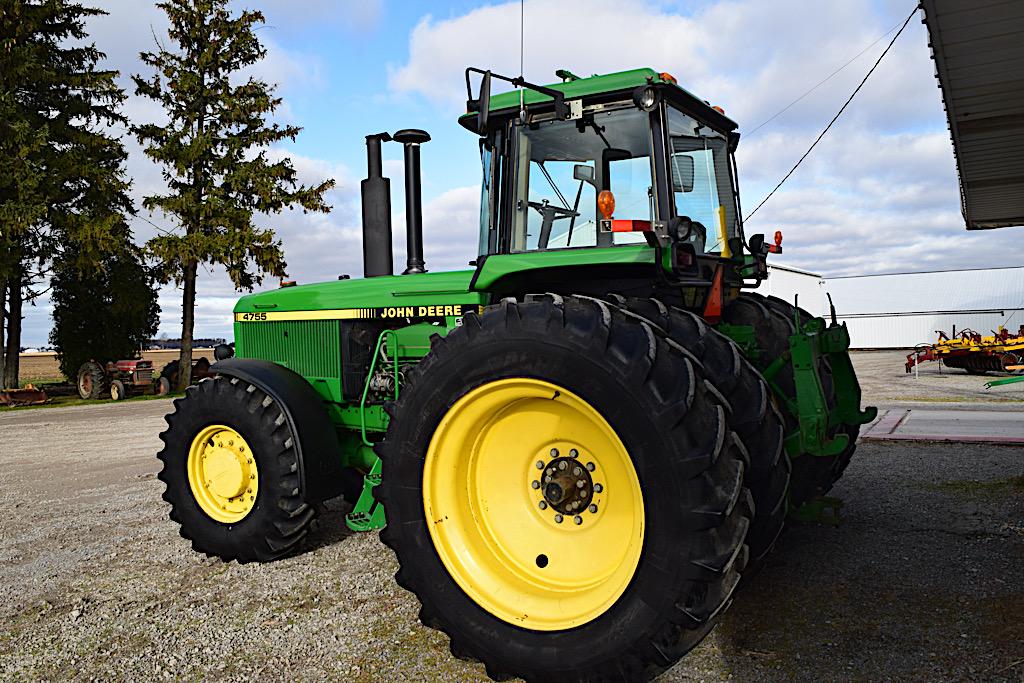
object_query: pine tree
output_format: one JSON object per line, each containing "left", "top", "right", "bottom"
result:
{"left": 0, "top": 0, "right": 132, "bottom": 388}
{"left": 133, "top": 0, "right": 334, "bottom": 390}
{"left": 49, "top": 232, "right": 160, "bottom": 380}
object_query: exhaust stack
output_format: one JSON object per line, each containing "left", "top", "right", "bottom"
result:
{"left": 361, "top": 133, "right": 393, "bottom": 278}
{"left": 393, "top": 129, "right": 431, "bottom": 274}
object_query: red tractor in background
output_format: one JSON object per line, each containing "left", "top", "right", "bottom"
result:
{"left": 77, "top": 359, "right": 161, "bottom": 400}
{"left": 76, "top": 351, "right": 223, "bottom": 401}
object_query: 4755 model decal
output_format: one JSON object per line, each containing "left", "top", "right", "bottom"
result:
{"left": 234, "top": 303, "right": 480, "bottom": 323}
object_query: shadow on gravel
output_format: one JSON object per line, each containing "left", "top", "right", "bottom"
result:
{"left": 301, "top": 496, "right": 358, "bottom": 555}
{"left": 690, "top": 443, "right": 1024, "bottom": 682}
{"left": 708, "top": 530, "right": 1024, "bottom": 681}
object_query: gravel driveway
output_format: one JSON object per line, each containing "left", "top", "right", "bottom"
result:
{"left": 1, "top": 359, "right": 1021, "bottom": 681}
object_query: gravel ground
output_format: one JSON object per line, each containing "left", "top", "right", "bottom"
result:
{"left": 1, "top": 354, "right": 1022, "bottom": 681}
{"left": 854, "top": 350, "right": 1024, "bottom": 405}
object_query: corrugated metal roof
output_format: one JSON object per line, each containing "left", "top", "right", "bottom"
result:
{"left": 921, "top": 0, "right": 1024, "bottom": 230}
{"left": 826, "top": 266, "right": 1024, "bottom": 314}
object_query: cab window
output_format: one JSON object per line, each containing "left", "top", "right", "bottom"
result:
{"left": 667, "top": 107, "right": 737, "bottom": 253}
{"left": 510, "top": 107, "right": 656, "bottom": 252}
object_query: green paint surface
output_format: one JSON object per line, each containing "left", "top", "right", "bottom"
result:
{"left": 472, "top": 245, "right": 654, "bottom": 290}
{"left": 233, "top": 270, "right": 481, "bottom": 314}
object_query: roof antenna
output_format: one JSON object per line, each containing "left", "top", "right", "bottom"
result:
{"left": 518, "top": 0, "right": 525, "bottom": 122}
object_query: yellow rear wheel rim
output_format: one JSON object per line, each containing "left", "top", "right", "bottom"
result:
{"left": 187, "top": 425, "right": 259, "bottom": 524}
{"left": 423, "top": 378, "right": 644, "bottom": 631}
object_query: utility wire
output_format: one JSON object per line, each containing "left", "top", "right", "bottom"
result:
{"left": 746, "top": 17, "right": 906, "bottom": 137}
{"left": 744, "top": 4, "right": 919, "bottom": 222}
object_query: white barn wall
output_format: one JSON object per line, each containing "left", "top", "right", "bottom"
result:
{"left": 837, "top": 311, "right": 1023, "bottom": 349}
{"left": 824, "top": 267, "right": 1024, "bottom": 349}
{"left": 760, "top": 264, "right": 825, "bottom": 317}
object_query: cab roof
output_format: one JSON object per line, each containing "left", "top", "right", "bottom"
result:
{"left": 458, "top": 67, "right": 738, "bottom": 133}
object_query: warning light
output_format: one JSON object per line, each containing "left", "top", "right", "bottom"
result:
{"left": 598, "top": 190, "right": 616, "bottom": 220}
{"left": 659, "top": 72, "right": 677, "bottom": 84}
{"left": 768, "top": 230, "right": 783, "bottom": 254}
{"left": 712, "top": 105, "right": 725, "bottom": 114}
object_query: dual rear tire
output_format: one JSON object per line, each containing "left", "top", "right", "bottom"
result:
{"left": 377, "top": 295, "right": 754, "bottom": 682}
{"left": 723, "top": 292, "right": 862, "bottom": 504}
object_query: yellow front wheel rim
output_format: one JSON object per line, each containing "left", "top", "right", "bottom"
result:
{"left": 423, "top": 378, "right": 644, "bottom": 631}
{"left": 187, "top": 425, "right": 259, "bottom": 524}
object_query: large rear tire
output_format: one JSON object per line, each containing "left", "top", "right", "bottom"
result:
{"left": 610, "top": 295, "right": 788, "bottom": 573}
{"left": 77, "top": 361, "right": 107, "bottom": 400}
{"left": 157, "top": 376, "right": 316, "bottom": 563}
{"left": 377, "top": 295, "right": 753, "bottom": 682}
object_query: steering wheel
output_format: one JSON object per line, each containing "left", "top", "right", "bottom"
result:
{"left": 528, "top": 200, "right": 580, "bottom": 219}
{"left": 528, "top": 200, "right": 580, "bottom": 249}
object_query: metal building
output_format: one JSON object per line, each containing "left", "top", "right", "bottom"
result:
{"left": 825, "top": 266, "right": 1024, "bottom": 348}
{"left": 921, "top": 0, "right": 1024, "bottom": 230}
{"left": 761, "top": 264, "right": 825, "bottom": 317}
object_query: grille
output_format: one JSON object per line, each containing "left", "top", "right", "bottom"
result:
{"left": 235, "top": 320, "right": 341, "bottom": 381}
{"left": 135, "top": 368, "right": 153, "bottom": 383}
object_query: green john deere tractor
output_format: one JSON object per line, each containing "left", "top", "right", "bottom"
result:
{"left": 158, "top": 66, "right": 876, "bottom": 681}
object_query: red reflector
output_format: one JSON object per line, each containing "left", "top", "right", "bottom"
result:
{"left": 610, "top": 219, "right": 652, "bottom": 232}
{"left": 675, "top": 250, "right": 694, "bottom": 267}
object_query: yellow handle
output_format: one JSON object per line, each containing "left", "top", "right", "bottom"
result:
{"left": 717, "top": 206, "right": 731, "bottom": 258}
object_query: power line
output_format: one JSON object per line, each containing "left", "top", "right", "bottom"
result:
{"left": 746, "top": 17, "right": 906, "bottom": 137}
{"left": 134, "top": 212, "right": 178, "bottom": 238}
{"left": 743, "top": 4, "right": 919, "bottom": 223}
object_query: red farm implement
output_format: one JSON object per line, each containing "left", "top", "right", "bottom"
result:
{"left": 0, "top": 385, "right": 48, "bottom": 407}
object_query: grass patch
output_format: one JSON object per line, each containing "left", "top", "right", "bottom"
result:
{"left": 924, "top": 476, "right": 1024, "bottom": 498}
{"left": 19, "top": 376, "right": 65, "bottom": 388}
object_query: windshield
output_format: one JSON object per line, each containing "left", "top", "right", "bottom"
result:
{"left": 510, "top": 107, "right": 655, "bottom": 252}
{"left": 667, "top": 106, "right": 738, "bottom": 253}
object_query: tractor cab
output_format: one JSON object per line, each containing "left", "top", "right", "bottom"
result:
{"left": 461, "top": 68, "right": 749, "bottom": 282}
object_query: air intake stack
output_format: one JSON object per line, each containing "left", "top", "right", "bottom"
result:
{"left": 361, "top": 133, "right": 393, "bottom": 278}
{"left": 393, "top": 129, "right": 431, "bottom": 274}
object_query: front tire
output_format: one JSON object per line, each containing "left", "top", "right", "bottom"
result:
{"left": 157, "top": 376, "right": 316, "bottom": 563}
{"left": 377, "top": 295, "right": 752, "bottom": 682}
{"left": 110, "top": 379, "right": 126, "bottom": 401}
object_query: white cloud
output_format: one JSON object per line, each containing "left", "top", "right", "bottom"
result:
{"left": 19, "top": 0, "right": 1022, "bottom": 347}
{"left": 386, "top": 0, "right": 1008, "bottom": 280}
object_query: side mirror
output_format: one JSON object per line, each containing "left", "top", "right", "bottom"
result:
{"left": 466, "top": 71, "right": 492, "bottom": 135}
{"left": 671, "top": 154, "right": 694, "bottom": 193}
{"left": 573, "top": 164, "right": 596, "bottom": 186}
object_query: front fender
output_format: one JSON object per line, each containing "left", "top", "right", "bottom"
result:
{"left": 212, "top": 358, "right": 344, "bottom": 503}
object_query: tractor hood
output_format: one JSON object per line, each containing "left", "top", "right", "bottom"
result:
{"left": 233, "top": 270, "right": 483, "bottom": 321}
